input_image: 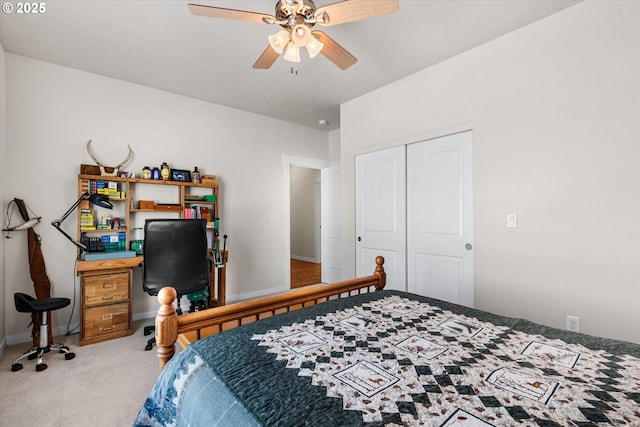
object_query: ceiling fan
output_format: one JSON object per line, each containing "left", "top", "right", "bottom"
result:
{"left": 188, "top": 0, "right": 399, "bottom": 70}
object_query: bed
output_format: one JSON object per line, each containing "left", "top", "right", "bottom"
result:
{"left": 134, "top": 257, "right": 640, "bottom": 426}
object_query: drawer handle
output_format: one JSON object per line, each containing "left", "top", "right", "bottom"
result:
{"left": 102, "top": 313, "right": 113, "bottom": 320}
{"left": 103, "top": 283, "right": 115, "bottom": 289}
{"left": 99, "top": 326, "right": 114, "bottom": 331}
{"left": 100, "top": 295, "right": 117, "bottom": 300}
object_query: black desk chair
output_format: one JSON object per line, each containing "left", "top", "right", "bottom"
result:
{"left": 142, "top": 219, "right": 211, "bottom": 351}
{"left": 11, "top": 293, "right": 75, "bottom": 372}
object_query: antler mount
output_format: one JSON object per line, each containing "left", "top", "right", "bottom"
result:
{"left": 86, "top": 140, "right": 134, "bottom": 177}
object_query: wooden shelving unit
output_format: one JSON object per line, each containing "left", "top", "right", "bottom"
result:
{"left": 75, "top": 173, "right": 221, "bottom": 345}
{"left": 77, "top": 174, "right": 219, "bottom": 247}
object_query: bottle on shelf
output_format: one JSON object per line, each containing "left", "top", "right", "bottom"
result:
{"left": 142, "top": 166, "right": 151, "bottom": 180}
{"left": 161, "top": 162, "right": 170, "bottom": 181}
{"left": 192, "top": 167, "right": 201, "bottom": 183}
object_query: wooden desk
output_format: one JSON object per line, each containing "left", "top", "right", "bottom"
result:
{"left": 77, "top": 256, "right": 143, "bottom": 345}
{"left": 77, "top": 252, "right": 227, "bottom": 345}
{"left": 77, "top": 255, "right": 143, "bottom": 273}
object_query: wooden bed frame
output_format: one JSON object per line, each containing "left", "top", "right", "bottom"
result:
{"left": 154, "top": 256, "right": 386, "bottom": 370}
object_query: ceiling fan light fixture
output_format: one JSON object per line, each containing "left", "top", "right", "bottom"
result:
{"left": 268, "top": 29, "right": 290, "bottom": 54}
{"left": 305, "top": 33, "right": 324, "bottom": 58}
{"left": 188, "top": 0, "right": 400, "bottom": 70}
{"left": 291, "top": 24, "right": 323, "bottom": 58}
{"left": 291, "top": 24, "right": 311, "bottom": 45}
{"left": 284, "top": 42, "right": 301, "bottom": 62}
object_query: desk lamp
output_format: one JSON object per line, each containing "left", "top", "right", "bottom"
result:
{"left": 51, "top": 192, "right": 112, "bottom": 251}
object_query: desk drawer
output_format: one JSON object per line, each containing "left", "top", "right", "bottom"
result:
{"left": 83, "top": 304, "right": 130, "bottom": 338}
{"left": 83, "top": 272, "right": 129, "bottom": 306}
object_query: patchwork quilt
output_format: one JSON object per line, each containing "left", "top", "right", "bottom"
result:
{"left": 134, "top": 290, "right": 640, "bottom": 427}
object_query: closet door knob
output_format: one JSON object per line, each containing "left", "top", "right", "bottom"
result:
{"left": 357, "top": 236, "right": 362, "bottom": 242}
{"left": 465, "top": 243, "right": 472, "bottom": 250}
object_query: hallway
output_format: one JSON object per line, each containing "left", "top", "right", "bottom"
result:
{"left": 290, "top": 259, "right": 321, "bottom": 288}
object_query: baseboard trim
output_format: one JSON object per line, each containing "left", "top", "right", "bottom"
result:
{"left": 5, "top": 323, "right": 80, "bottom": 346}
{"left": 229, "top": 286, "right": 290, "bottom": 303}
{"left": 291, "top": 255, "right": 320, "bottom": 264}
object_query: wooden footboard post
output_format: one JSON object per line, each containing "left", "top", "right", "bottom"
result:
{"left": 156, "top": 287, "right": 178, "bottom": 370}
{"left": 373, "top": 256, "right": 386, "bottom": 290}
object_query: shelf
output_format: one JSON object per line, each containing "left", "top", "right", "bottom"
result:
{"left": 130, "top": 208, "right": 182, "bottom": 213}
{"left": 184, "top": 200, "right": 216, "bottom": 204}
{"left": 78, "top": 172, "right": 219, "bottom": 253}
{"left": 78, "top": 174, "right": 219, "bottom": 189}
{"left": 78, "top": 174, "right": 129, "bottom": 182}
{"left": 130, "top": 178, "right": 219, "bottom": 188}
{"left": 81, "top": 228, "right": 128, "bottom": 232}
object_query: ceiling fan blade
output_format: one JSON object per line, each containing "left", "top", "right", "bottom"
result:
{"left": 315, "top": 0, "right": 398, "bottom": 26}
{"left": 253, "top": 45, "right": 281, "bottom": 69}
{"left": 312, "top": 31, "right": 357, "bottom": 70}
{"left": 188, "top": 4, "right": 275, "bottom": 24}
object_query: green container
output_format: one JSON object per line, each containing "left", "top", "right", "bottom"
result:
{"left": 131, "top": 240, "right": 144, "bottom": 255}
{"left": 103, "top": 242, "right": 119, "bottom": 252}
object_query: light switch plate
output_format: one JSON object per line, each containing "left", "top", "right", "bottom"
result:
{"left": 507, "top": 213, "right": 518, "bottom": 228}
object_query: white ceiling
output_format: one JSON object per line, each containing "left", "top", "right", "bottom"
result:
{"left": 0, "top": 0, "right": 580, "bottom": 131}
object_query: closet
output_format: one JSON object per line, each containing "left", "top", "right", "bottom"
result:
{"left": 355, "top": 131, "right": 474, "bottom": 306}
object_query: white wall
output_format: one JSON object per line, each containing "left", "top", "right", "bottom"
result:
{"left": 4, "top": 54, "right": 328, "bottom": 342}
{"left": 328, "top": 129, "right": 340, "bottom": 164}
{"left": 0, "top": 42, "right": 6, "bottom": 353}
{"left": 341, "top": 1, "right": 640, "bottom": 344}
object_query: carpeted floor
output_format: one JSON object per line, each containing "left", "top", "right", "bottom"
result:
{"left": 0, "top": 319, "right": 159, "bottom": 427}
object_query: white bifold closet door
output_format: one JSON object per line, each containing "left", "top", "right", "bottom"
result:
{"left": 355, "top": 146, "right": 406, "bottom": 291}
{"left": 407, "top": 131, "right": 474, "bottom": 307}
{"left": 356, "top": 131, "right": 474, "bottom": 306}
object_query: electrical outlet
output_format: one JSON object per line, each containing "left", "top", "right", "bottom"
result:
{"left": 566, "top": 315, "right": 580, "bottom": 332}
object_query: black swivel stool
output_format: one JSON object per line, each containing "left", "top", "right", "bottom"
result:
{"left": 11, "top": 293, "right": 76, "bottom": 372}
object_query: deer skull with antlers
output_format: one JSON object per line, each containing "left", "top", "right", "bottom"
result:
{"left": 86, "top": 140, "right": 134, "bottom": 176}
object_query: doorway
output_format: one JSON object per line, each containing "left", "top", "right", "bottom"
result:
{"left": 282, "top": 155, "right": 332, "bottom": 289}
{"left": 290, "top": 166, "right": 321, "bottom": 288}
